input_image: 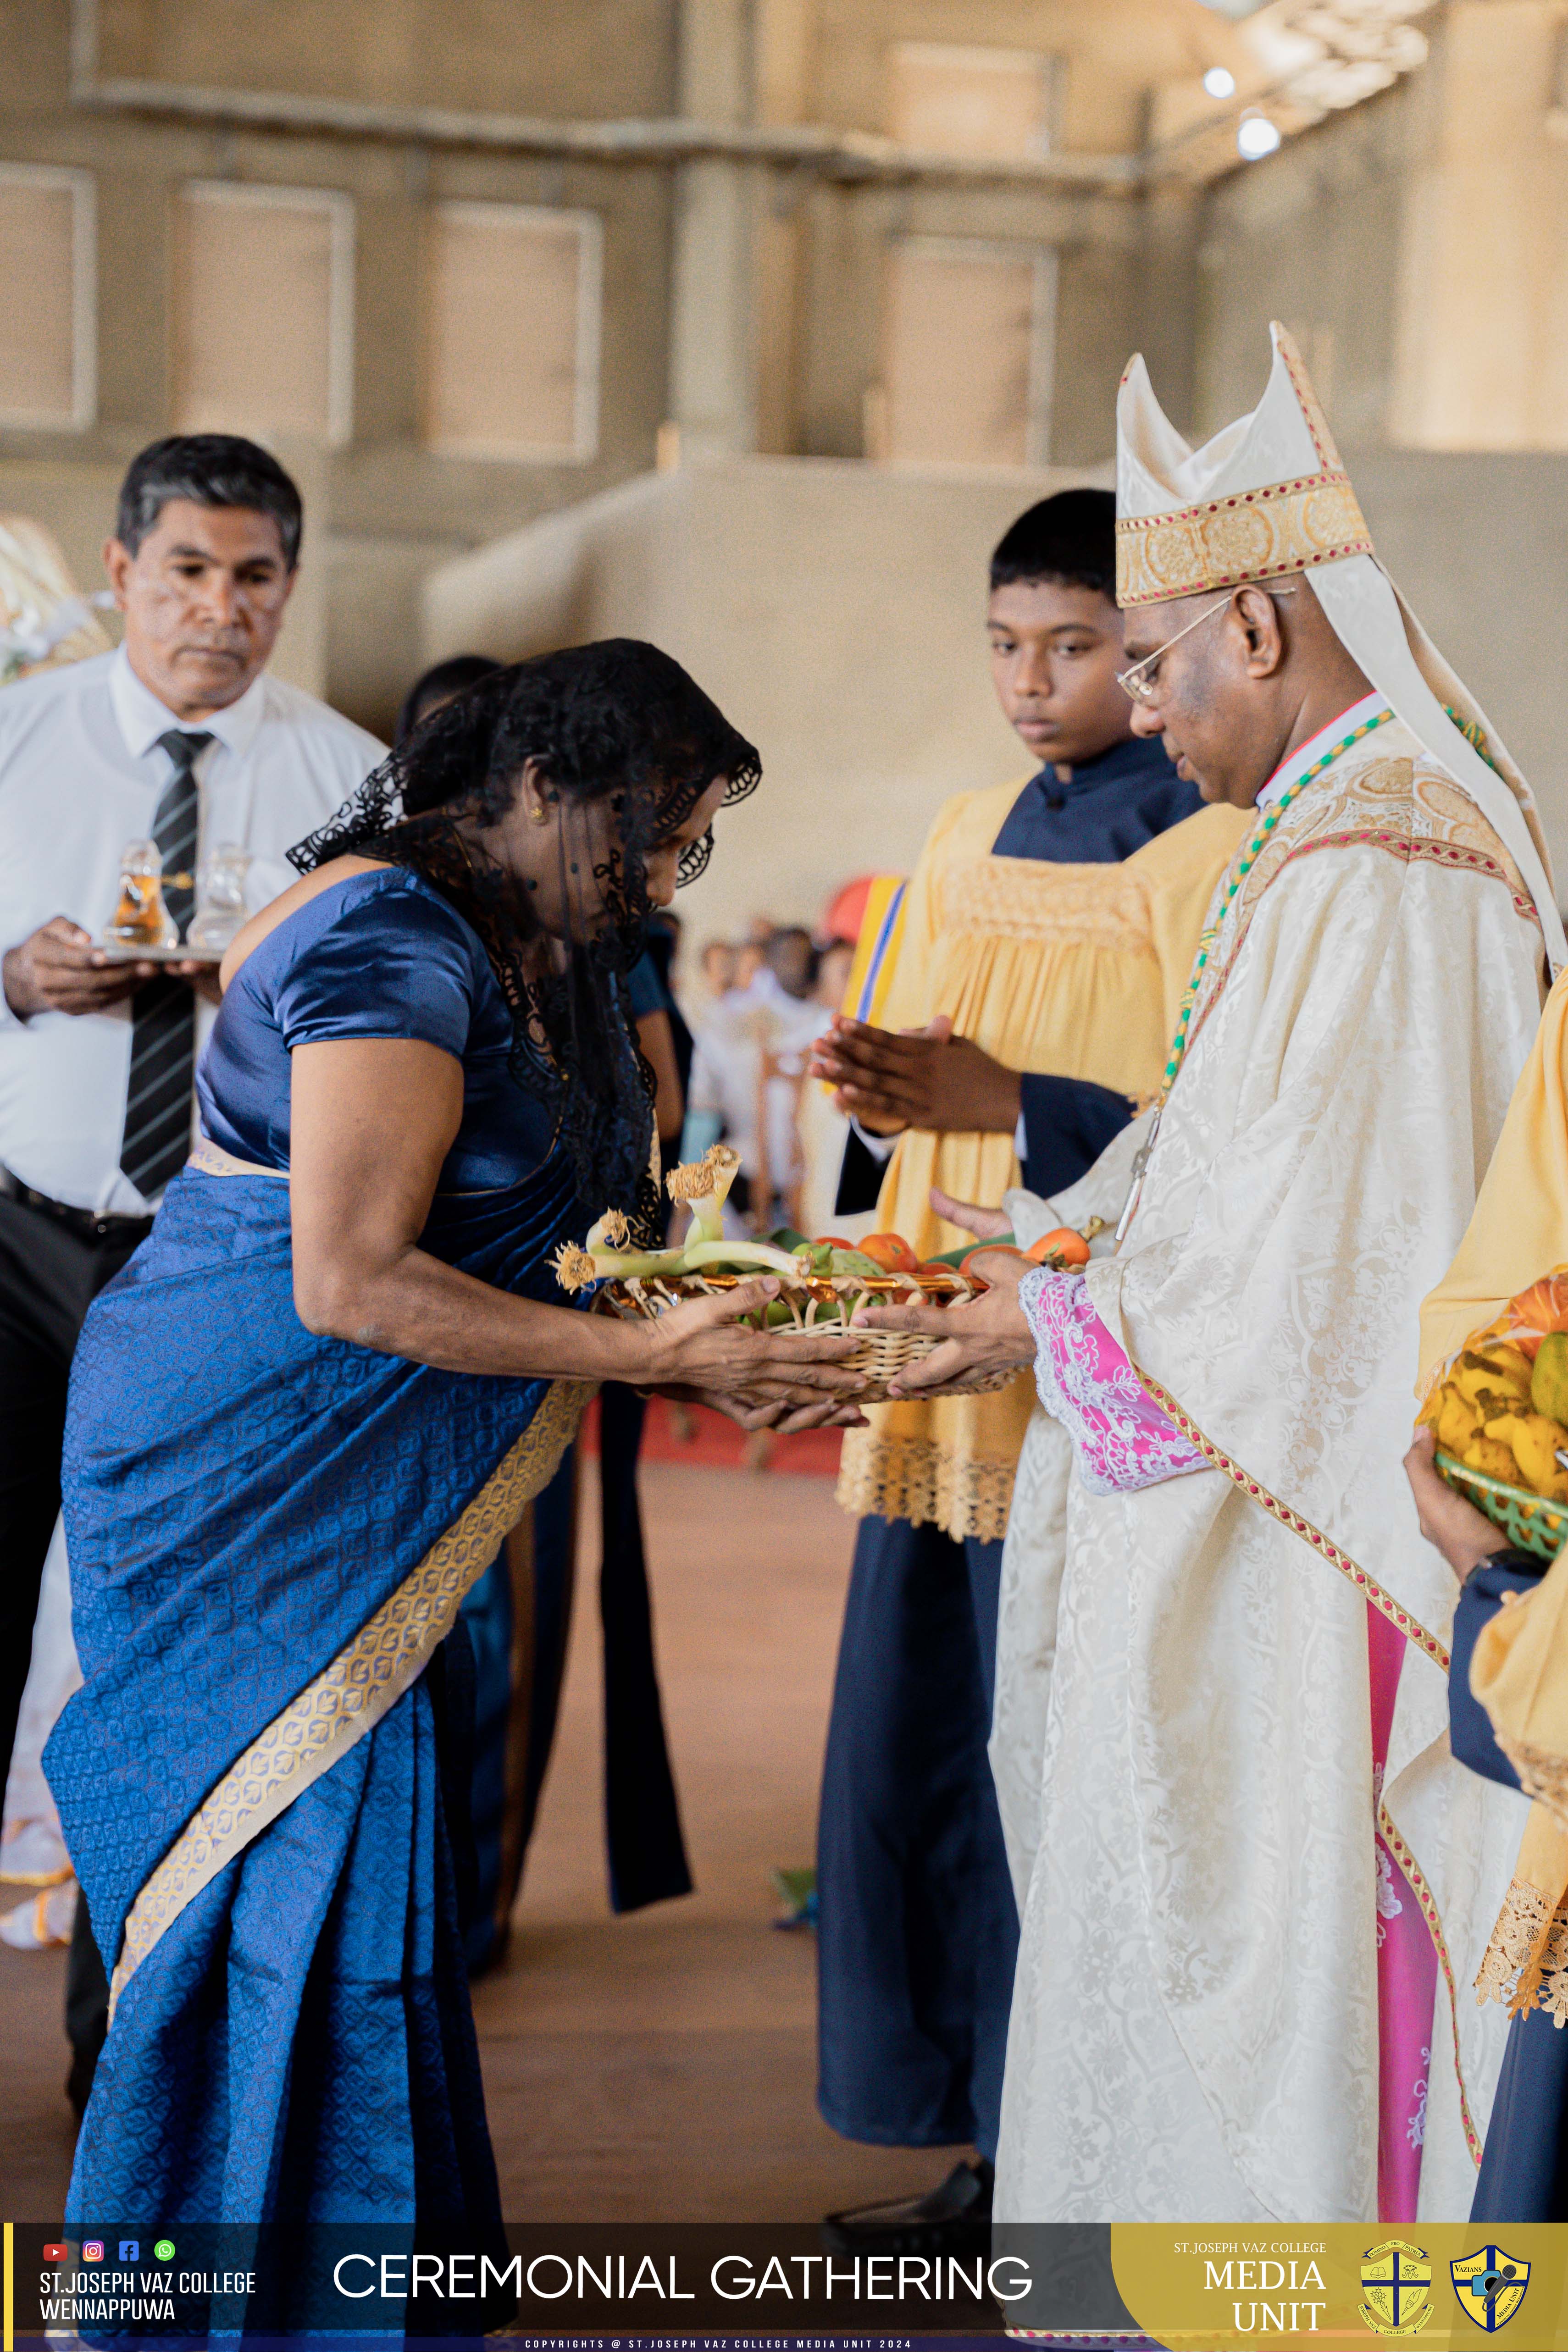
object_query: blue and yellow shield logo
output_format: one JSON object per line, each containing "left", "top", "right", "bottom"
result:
{"left": 1451, "top": 2246, "right": 1530, "bottom": 2332}
{"left": 1362, "top": 2240, "right": 1432, "bottom": 2335}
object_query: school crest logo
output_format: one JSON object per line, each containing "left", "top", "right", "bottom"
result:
{"left": 1361, "top": 2241, "right": 1432, "bottom": 2335}
{"left": 1451, "top": 2247, "right": 1530, "bottom": 2332}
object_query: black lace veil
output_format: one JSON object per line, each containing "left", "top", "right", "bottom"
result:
{"left": 288, "top": 639, "right": 760, "bottom": 1234}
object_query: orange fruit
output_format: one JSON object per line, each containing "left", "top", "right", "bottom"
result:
{"left": 860, "top": 1232, "right": 918, "bottom": 1273}
{"left": 1025, "top": 1227, "right": 1091, "bottom": 1268}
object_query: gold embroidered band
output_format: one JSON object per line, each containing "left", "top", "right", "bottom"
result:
{"left": 940, "top": 856, "right": 1155, "bottom": 955}
{"left": 1116, "top": 471, "right": 1373, "bottom": 608}
{"left": 107, "top": 1375, "right": 593, "bottom": 2021}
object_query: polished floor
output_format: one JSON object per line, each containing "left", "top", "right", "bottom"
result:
{"left": 0, "top": 1457, "right": 949, "bottom": 2222}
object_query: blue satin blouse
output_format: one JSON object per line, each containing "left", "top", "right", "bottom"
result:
{"left": 197, "top": 867, "right": 560, "bottom": 1190}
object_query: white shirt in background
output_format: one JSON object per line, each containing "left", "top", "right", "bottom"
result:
{"left": 0, "top": 644, "right": 385, "bottom": 1215}
{"left": 687, "top": 968, "right": 825, "bottom": 1192}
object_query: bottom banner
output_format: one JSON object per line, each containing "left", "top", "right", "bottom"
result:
{"left": 3, "top": 2222, "right": 1567, "bottom": 2346}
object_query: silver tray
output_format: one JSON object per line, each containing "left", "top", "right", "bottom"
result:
{"left": 96, "top": 942, "right": 224, "bottom": 965}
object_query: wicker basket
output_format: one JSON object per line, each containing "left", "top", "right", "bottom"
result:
{"left": 597, "top": 1267, "right": 1017, "bottom": 1404}
{"left": 1435, "top": 1447, "right": 1568, "bottom": 1561}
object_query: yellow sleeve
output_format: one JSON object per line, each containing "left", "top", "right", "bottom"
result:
{"left": 1132, "top": 802, "right": 1253, "bottom": 1045}
{"left": 873, "top": 791, "right": 977, "bottom": 1035}
{"left": 1418, "top": 967, "right": 1568, "bottom": 1389}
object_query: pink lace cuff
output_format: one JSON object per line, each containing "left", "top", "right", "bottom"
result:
{"left": 1018, "top": 1266, "right": 1207, "bottom": 1496}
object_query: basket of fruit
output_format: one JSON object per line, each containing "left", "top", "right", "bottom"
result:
{"left": 1423, "top": 1278, "right": 1568, "bottom": 1560}
{"left": 552, "top": 1146, "right": 1097, "bottom": 1407}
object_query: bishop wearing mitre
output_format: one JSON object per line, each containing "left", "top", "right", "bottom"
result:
{"left": 863, "top": 323, "right": 1564, "bottom": 2225}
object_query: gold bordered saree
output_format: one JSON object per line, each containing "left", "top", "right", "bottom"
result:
{"left": 48, "top": 861, "right": 620, "bottom": 2261}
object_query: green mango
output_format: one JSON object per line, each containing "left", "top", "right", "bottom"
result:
{"left": 795, "top": 1242, "right": 837, "bottom": 1274}
{"left": 926, "top": 1232, "right": 1016, "bottom": 1268}
{"left": 826, "top": 1247, "right": 885, "bottom": 1280}
{"left": 1531, "top": 1329, "right": 1568, "bottom": 1427}
{"left": 759, "top": 1296, "right": 845, "bottom": 1328}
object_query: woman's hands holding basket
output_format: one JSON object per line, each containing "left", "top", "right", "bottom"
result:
{"left": 561, "top": 1152, "right": 1095, "bottom": 1421}
{"left": 641, "top": 1278, "right": 870, "bottom": 1433}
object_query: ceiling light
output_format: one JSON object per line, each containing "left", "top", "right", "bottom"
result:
{"left": 1237, "top": 113, "right": 1281, "bottom": 158}
{"left": 1203, "top": 66, "right": 1236, "bottom": 98}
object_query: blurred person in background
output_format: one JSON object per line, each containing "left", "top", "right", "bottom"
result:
{"left": 0, "top": 435, "right": 383, "bottom": 2101}
{"left": 752, "top": 925, "right": 828, "bottom": 1230}
{"left": 396, "top": 652, "right": 502, "bottom": 745}
{"left": 698, "top": 936, "right": 737, "bottom": 1006}
{"left": 681, "top": 921, "right": 778, "bottom": 1216}
{"left": 792, "top": 936, "right": 860, "bottom": 1242}
{"left": 808, "top": 488, "right": 1249, "bottom": 2248}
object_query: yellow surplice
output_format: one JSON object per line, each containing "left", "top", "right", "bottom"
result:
{"left": 1419, "top": 966, "right": 1568, "bottom": 1392}
{"left": 835, "top": 784, "right": 1251, "bottom": 1541}
{"left": 1418, "top": 968, "right": 1568, "bottom": 2030}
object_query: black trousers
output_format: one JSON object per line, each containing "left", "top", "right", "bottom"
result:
{"left": 0, "top": 1191, "right": 148, "bottom": 2104}
{"left": 0, "top": 1194, "right": 148, "bottom": 1786}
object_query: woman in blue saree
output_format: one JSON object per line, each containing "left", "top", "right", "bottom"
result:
{"left": 45, "top": 642, "right": 861, "bottom": 2302}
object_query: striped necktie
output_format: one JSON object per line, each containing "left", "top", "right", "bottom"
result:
{"left": 118, "top": 728, "right": 212, "bottom": 1201}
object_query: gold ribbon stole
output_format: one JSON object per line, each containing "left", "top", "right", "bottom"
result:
{"left": 108, "top": 1375, "right": 593, "bottom": 2021}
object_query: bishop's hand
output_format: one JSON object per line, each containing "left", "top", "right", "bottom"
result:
{"left": 854, "top": 1246, "right": 1035, "bottom": 1396}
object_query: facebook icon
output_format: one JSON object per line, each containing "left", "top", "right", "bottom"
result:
{"left": 119, "top": 2242, "right": 139, "bottom": 2262}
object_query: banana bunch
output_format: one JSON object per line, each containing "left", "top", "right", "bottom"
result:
{"left": 1422, "top": 1331, "right": 1568, "bottom": 1500}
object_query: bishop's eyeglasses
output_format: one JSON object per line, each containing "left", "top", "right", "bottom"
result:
{"left": 1117, "top": 584, "right": 1297, "bottom": 705}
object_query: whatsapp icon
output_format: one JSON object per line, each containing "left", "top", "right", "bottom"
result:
{"left": 154, "top": 2240, "right": 174, "bottom": 2262}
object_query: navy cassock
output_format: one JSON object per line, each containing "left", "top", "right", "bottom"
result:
{"left": 818, "top": 733, "right": 1200, "bottom": 2162}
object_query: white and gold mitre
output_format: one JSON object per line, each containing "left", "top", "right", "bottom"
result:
{"left": 1113, "top": 321, "right": 1565, "bottom": 971}
{"left": 1115, "top": 323, "right": 1370, "bottom": 608}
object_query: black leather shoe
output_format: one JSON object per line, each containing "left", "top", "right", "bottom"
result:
{"left": 822, "top": 2158, "right": 993, "bottom": 2256}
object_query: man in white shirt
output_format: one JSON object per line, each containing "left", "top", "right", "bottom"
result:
{"left": 0, "top": 435, "right": 383, "bottom": 1970}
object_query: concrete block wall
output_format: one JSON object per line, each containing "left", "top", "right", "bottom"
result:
{"left": 423, "top": 444, "right": 1568, "bottom": 943}
{"left": 423, "top": 452, "right": 1112, "bottom": 951}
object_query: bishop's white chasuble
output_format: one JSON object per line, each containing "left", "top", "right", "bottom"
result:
{"left": 994, "top": 713, "right": 1548, "bottom": 2225}
{"left": 985, "top": 318, "right": 1567, "bottom": 2236}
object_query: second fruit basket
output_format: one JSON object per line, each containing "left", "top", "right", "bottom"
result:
{"left": 1435, "top": 1448, "right": 1568, "bottom": 1562}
